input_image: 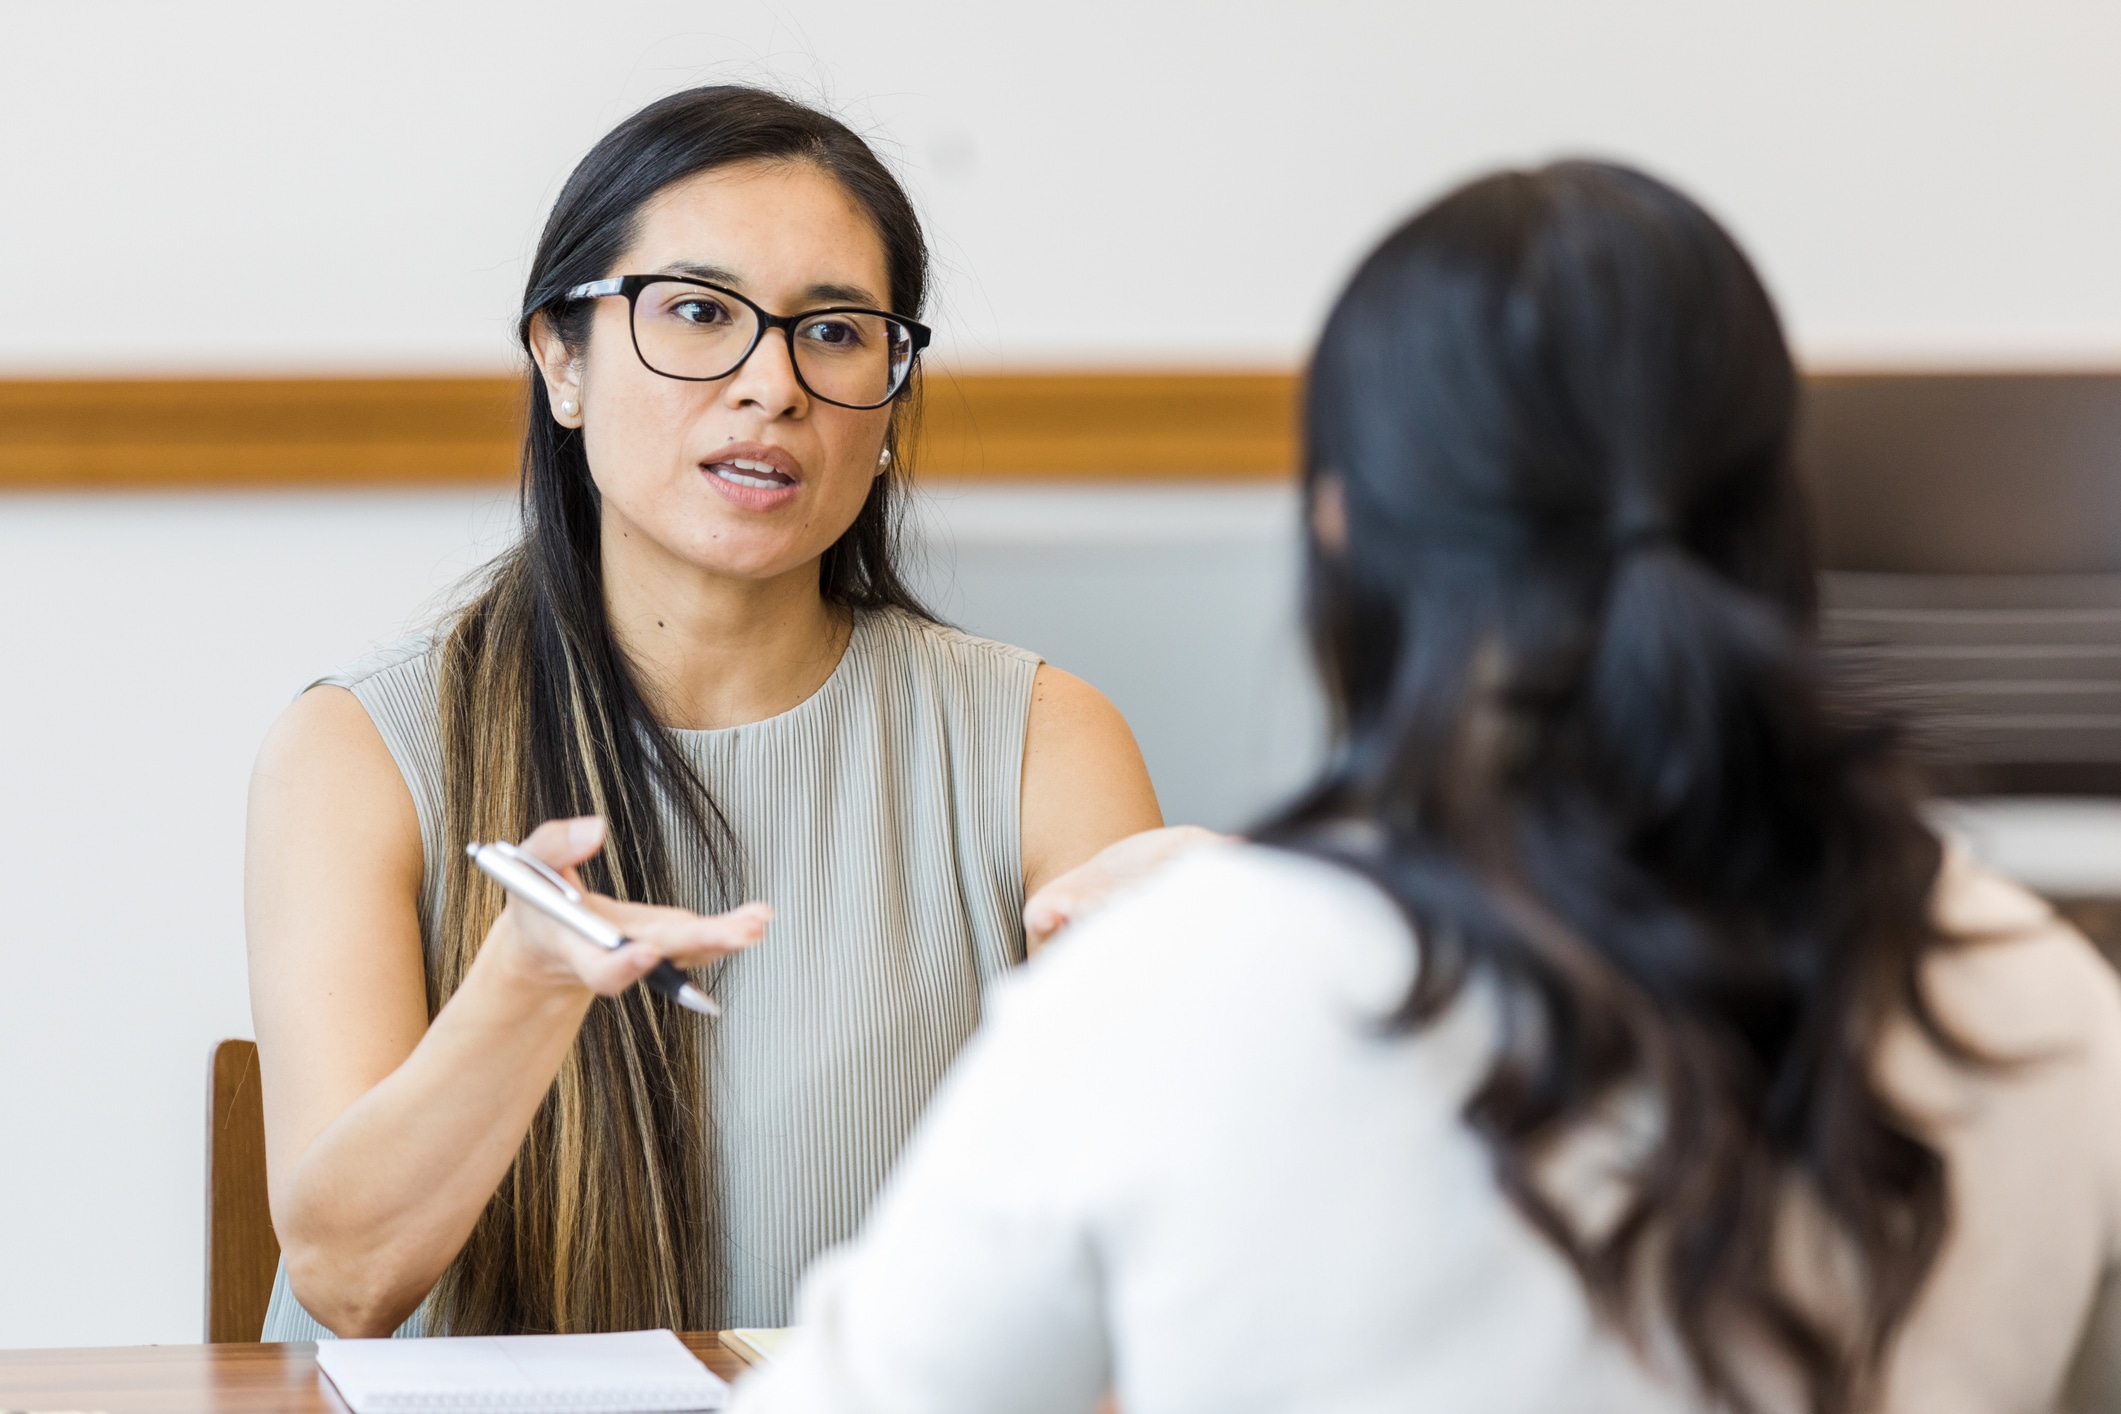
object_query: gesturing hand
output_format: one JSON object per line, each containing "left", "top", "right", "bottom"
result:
{"left": 487, "top": 815, "right": 771, "bottom": 997}
{"left": 1022, "top": 825, "right": 1228, "bottom": 952}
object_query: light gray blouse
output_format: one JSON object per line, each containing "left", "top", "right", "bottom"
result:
{"left": 261, "top": 607, "right": 1041, "bottom": 1339}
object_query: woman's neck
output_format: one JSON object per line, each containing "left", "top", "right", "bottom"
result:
{"left": 599, "top": 523, "right": 852, "bottom": 733}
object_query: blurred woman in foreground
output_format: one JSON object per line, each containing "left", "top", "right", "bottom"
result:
{"left": 734, "top": 161, "right": 2121, "bottom": 1413}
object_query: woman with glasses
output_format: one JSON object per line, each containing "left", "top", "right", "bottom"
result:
{"left": 731, "top": 162, "right": 2121, "bottom": 1413}
{"left": 245, "top": 85, "right": 1161, "bottom": 1340}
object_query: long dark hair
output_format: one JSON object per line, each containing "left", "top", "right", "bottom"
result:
{"left": 1258, "top": 161, "right": 1959, "bottom": 1412}
{"left": 428, "top": 85, "right": 933, "bottom": 1335}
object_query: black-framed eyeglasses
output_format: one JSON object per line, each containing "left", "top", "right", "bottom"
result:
{"left": 562, "top": 274, "right": 931, "bottom": 411}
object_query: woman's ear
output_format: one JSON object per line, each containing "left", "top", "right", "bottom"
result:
{"left": 874, "top": 424, "right": 896, "bottom": 479}
{"left": 528, "top": 311, "right": 584, "bottom": 428}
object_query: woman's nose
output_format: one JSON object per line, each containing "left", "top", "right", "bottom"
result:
{"left": 722, "top": 329, "right": 806, "bottom": 417}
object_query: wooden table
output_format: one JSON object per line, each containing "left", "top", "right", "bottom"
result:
{"left": 0, "top": 1333, "right": 752, "bottom": 1412}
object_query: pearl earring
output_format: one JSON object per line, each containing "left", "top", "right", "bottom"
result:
{"left": 877, "top": 447, "right": 893, "bottom": 469}
{"left": 558, "top": 398, "right": 580, "bottom": 418}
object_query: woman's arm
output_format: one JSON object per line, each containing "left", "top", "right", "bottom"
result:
{"left": 246, "top": 687, "right": 765, "bottom": 1336}
{"left": 1018, "top": 665, "right": 1162, "bottom": 946}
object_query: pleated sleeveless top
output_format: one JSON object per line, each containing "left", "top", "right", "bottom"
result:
{"left": 260, "top": 607, "right": 1041, "bottom": 1339}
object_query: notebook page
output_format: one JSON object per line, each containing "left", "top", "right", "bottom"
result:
{"left": 315, "top": 1329, "right": 728, "bottom": 1413}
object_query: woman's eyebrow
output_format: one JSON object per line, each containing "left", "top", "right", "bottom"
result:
{"left": 805, "top": 282, "right": 882, "bottom": 307}
{"left": 663, "top": 261, "right": 743, "bottom": 285}
{"left": 659, "top": 264, "right": 882, "bottom": 309}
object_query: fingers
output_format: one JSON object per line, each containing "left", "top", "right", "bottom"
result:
{"left": 1022, "top": 825, "right": 1232, "bottom": 949}
{"left": 576, "top": 942, "right": 669, "bottom": 997}
{"left": 620, "top": 901, "right": 774, "bottom": 967}
{"left": 1024, "top": 883, "right": 1087, "bottom": 949}
{"left": 1024, "top": 863, "right": 1116, "bottom": 950}
{"left": 518, "top": 815, "right": 608, "bottom": 872}
{"left": 574, "top": 901, "right": 773, "bottom": 997}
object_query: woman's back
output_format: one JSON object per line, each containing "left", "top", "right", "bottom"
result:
{"left": 736, "top": 844, "right": 2121, "bottom": 1413}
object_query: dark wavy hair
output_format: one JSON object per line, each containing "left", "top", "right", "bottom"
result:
{"left": 427, "top": 85, "right": 933, "bottom": 1335}
{"left": 1256, "top": 161, "right": 1960, "bottom": 1412}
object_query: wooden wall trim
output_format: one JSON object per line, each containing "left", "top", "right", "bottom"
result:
{"left": 917, "top": 371, "right": 1297, "bottom": 478}
{"left": 0, "top": 371, "right": 1301, "bottom": 489}
{"left": 0, "top": 377, "right": 526, "bottom": 488}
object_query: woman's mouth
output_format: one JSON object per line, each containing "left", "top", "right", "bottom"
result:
{"left": 710, "top": 457, "right": 794, "bottom": 490}
{"left": 701, "top": 447, "right": 802, "bottom": 511}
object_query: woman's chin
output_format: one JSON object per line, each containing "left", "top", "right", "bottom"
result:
{"left": 605, "top": 486, "right": 858, "bottom": 588}
{"left": 667, "top": 533, "right": 828, "bottom": 587}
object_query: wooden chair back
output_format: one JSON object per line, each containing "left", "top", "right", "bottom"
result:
{"left": 206, "top": 1039, "right": 281, "bottom": 1343}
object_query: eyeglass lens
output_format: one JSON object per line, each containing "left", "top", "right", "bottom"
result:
{"left": 632, "top": 281, "right": 915, "bottom": 407}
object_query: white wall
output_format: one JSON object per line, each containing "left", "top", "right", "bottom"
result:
{"left": 2, "top": 0, "right": 2120, "bottom": 374}
{"left": 0, "top": 490, "right": 514, "bottom": 1345}
{"left": 6, "top": 0, "right": 2121, "bottom": 1351}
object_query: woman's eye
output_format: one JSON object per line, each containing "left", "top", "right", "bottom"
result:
{"left": 670, "top": 298, "right": 731, "bottom": 326}
{"left": 801, "top": 318, "right": 863, "bottom": 348}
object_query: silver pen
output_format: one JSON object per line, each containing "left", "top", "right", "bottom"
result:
{"left": 466, "top": 840, "right": 720, "bottom": 1016}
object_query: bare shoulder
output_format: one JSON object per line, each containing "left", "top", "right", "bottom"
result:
{"left": 1870, "top": 850, "right": 2121, "bottom": 1406}
{"left": 1019, "top": 665, "right": 1163, "bottom": 900}
{"left": 257, "top": 682, "right": 400, "bottom": 785}
{"left": 1921, "top": 847, "right": 2121, "bottom": 1057}
{"left": 1894, "top": 846, "right": 2121, "bottom": 1246}
{"left": 1026, "top": 663, "right": 1135, "bottom": 745}
{"left": 248, "top": 683, "right": 423, "bottom": 949}
{"left": 250, "top": 684, "right": 420, "bottom": 873}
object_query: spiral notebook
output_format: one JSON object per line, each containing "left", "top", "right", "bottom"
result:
{"left": 314, "top": 1329, "right": 729, "bottom": 1413}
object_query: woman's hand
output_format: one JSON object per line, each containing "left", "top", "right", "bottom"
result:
{"left": 484, "top": 815, "right": 771, "bottom": 997}
{"left": 1022, "top": 825, "right": 1229, "bottom": 951}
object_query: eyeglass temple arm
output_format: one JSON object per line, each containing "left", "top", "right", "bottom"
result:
{"left": 564, "top": 277, "right": 626, "bottom": 299}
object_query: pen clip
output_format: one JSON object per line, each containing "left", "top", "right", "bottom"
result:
{"left": 482, "top": 840, "right": 584, "bottom": 903}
